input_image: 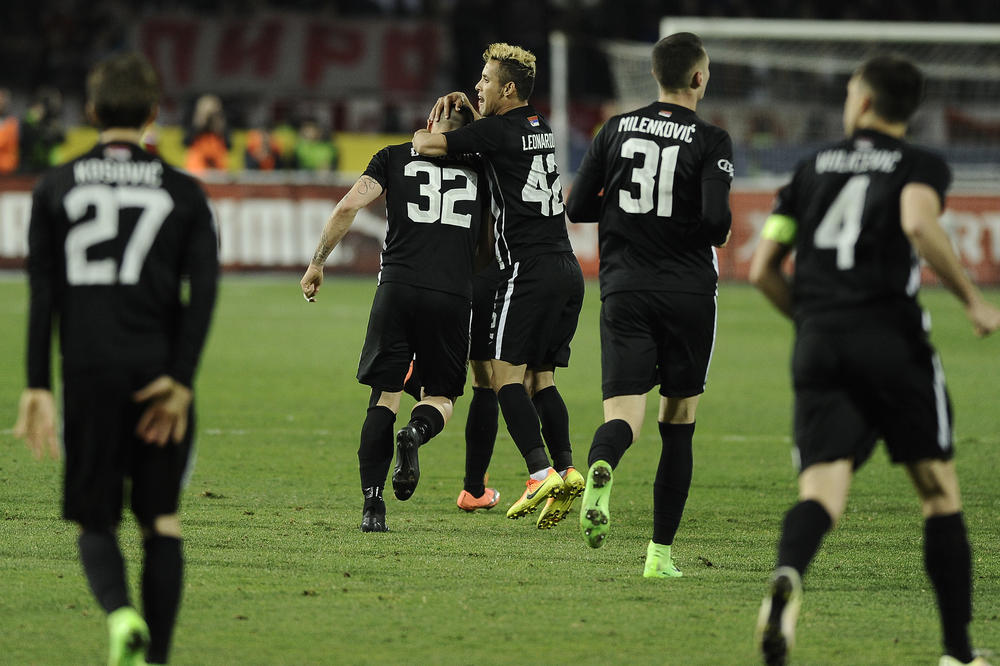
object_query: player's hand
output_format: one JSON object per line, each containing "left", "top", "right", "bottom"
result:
{"left": 133, "top": 376, "right": 193, "bottom": 446}
{"left": 301, "top": 263, "right": 323, "bottom": 302}
{"left": 428, "top": 92, "right": 473, "bottom": 123}
{"left": 13, "top": 389, "right": 59, "bottom": 460}
{"left": 965, "top": 298, "right": 1000, "bottom": 337}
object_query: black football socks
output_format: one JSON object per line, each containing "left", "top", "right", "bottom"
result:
{"left": 925, "top": 512, "right": 974, "bottom": 663}
{"left": 408, "top": 403, "right": 445, "bottom": 445}
{"left": 532, "top": 386, "right": 573, "bottom": 472}
{"left": 358, "top": 406, "right": 396, "bottom": 490}
{"left": 587, "top": 419, "right": 633, "bottom": 469}
{"left": 775, "top": 499, "right": 833, "bottom": 576}
{"left": 464, "top": 386, "right": 498, "bottom": 497}
{"left": 497, "top": 383, "right": 550, "bottom": 474}
{"left": 652, "top": 421, "right": 695, "bottom": 545}
{"left": 78, "top": 529, "right": 130, "bottom": 614}
{"left": 142, "top": 535, "right": 183, "bottom": 664}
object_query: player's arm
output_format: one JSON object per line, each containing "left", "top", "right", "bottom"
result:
{"left": 135, "top": 188, "right": 221, "bottom": 446}
{"left": 15, "top": 182, "right": 59, "bottom": 460}
{"left": 701, "top": 135, "right": 735, "bottom": 246}
{"left": 749, "top": 214, "right": 796, "bottom": 319}
{"left": 412, "top": 129, "right": 448, "bottom": 157}
{"left": 566, "top": 151, "right": 604, "bottom": 224}
{"left": 901, "top": 183, "right": 1000, "bottom": 336}
{"left": 301, "top": 174, "right": 384, "bottom": 301}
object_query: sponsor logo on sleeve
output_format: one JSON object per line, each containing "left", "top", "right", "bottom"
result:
{"left": 717, "top": 158, "right": 734, "bottom": 175}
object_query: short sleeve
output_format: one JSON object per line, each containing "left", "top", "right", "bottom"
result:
{"left": 908, "top": 151, "right": 951, "bottom": 210}
{"left": 362, "top": 147, "right": 391, "bottom": 190}
{"left": 702, "top": 131, "right": 734, "bottom": 183}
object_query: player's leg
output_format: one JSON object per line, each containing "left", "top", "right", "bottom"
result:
{"left": 360, "top": 390, "right": 401, "bottom": 528}
{"left": 457, "top": 360, "right": 500, "bottom": 511}
{"left": 907, "top": 459, "right": 978, "bottom": 665}
{"left": 493, "top": 359, "right": 561, "bottom": 518}
{"left": 65, "top": 371, "right": 149, "bottom": 664}
{"left": 643, "top": 394, "right": 698, "bottom": 578}
{"left": 757, "top": 459, "right": 852, "bottom": 666}
{"left": 528, "top": 367, "right": 583, "bottom": 528}
{"left": 130, "top": 392, "right": 199, "bottom": 664}
{"left": 393, "top": 394, "right": 452, "bottom": 500}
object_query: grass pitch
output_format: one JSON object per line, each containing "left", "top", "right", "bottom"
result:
{"left": 1, "top": 276, "right": 998, "bottom": 665}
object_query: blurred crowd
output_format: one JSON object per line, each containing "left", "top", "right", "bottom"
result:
{"left": 0, "top": 0, "right": 997, "bottom": 174}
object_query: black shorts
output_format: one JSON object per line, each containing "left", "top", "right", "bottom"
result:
{"left": 470, "top": 264, "right": 502, "bottom": 362}
{"left": 62, "top": 368, "right": 195, "bottom": 528}
{"left": 792, "top": 311, "right": 954, "bottom": 472}
{"left": 492, "top": 252, "right": 584, "bottom": 368}
{"left": 600, "top": 290, "right": 717, "bottom": 400}
{"left": 357, "top": 282, "right": 471, "bottom": 399}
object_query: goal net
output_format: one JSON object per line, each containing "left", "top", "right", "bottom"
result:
{"left": 581, "top": 18, "right": 1000, "bottom": 184}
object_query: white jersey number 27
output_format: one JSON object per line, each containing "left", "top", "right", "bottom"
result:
{"left": 64, "top": 184, "right": 174, "bottom": 286}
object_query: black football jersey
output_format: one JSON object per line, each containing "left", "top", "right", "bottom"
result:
{"left": 572, "top": 102, "right": 733, "bottom": 298}
{"left": 773, "top": 128, "right": 951, "bottom": 319}
{"left": 444, "top": 105, "right": 573, "bottom": 268}
{"left": 363, "top": 143, "right": 488, "bottom": 298}
{"left": 26, "top": 142, "right": 219, "bottom": 389}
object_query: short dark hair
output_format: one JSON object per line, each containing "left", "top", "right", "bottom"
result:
{"left": 483, "top": 43, "right": 536, "bottom": 101}
{"left": 855, "top": 55, "right": 924, "bottom": 123}
{"left": 435, "top": 103, "right": 475, "bottom": 132}
{"left": 87, "top": 52, "right": 159, "bottom": 130}
{"left": 652, "top": 32, "right": 706, "bottom": 91}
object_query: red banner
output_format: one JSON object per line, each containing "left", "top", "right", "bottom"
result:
{"left": 133, "top": 14, "right": 445, "bottom": 97}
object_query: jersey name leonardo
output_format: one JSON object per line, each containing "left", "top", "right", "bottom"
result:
{"left": 27, "top": 142, "right": 218, "bottom": 389}
{"left": 577, "top": 102, "right": 733, "bottom": 297}
{"left": 772, "top": 128, "right": 951, "bottom": 319}
{"left": 444, "top": 105, "right": 573, "bottom": 268}
{"left": 363, "top": 143, "right": 488, "bottom": 299}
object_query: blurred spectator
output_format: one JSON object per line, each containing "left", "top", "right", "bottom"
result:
{"left": 292, "top": 118, "right": 338, "bottom": 171}
{"left": 19, "top": 88, "right": 65, "bottom": 173}
{"left": 184, "top": 94, "right": 230, "bottom": 173}
{"left": 0, "top": 88, "right": 18, "bottom": 173}
{"left": 245, "top": 126, "right": 286, "bottom": 170}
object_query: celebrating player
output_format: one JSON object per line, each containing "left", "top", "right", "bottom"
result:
{"left": 566, "top": 32, "right": 733, "bottom": 577}
{"left": 13, "top": 52, "right": 219, "bottom": 664}
{"left": 750, "top": 55, "right": 1000, "bottom": 666}
{"left": 301, "top": 105, "right": 490, "bottom": 532}
{"left": 414, "top": 43, "right": 586, "bottom": 528}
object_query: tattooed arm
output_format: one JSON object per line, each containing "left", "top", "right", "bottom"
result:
{"left": 300, "top": 175, "right": 384, "bottom": 302}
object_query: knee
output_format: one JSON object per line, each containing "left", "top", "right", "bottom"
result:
{"left": 141, "top": 514, "right": 181, "bottom": 539}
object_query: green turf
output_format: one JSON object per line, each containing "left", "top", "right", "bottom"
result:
{"left": 1, "top": 276, "right": 998, "bottom": 664}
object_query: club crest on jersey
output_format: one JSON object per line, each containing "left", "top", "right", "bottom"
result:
{"left": 527, "top": 115, "right": 540, "bottom": 127}
{"left": 658, "top": 110, "right": 672, "bottom": 118}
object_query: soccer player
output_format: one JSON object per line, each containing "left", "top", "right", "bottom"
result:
{"left": 414, "top": 43, "right": 586, "bottom": 528}
{"left": 13, "top": 52, "right": 219, "bottom": 665}
{"left": 565, "top": 33, "right": 733, "bottom": 577}
{"left": 750, "top": 55, "right": 1000, "bottom": 666}
{"left": 301, "top": 105, "right": 490, "bottom": 532}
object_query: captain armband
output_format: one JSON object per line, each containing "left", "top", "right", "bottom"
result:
{"left": 760, "top": 214, "right": 798, "bottom": 245}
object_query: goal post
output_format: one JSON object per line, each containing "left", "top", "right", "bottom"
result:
{"left": 553, "top": 19, "right": 1000, "bottom": 184}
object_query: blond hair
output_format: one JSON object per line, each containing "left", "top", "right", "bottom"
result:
{"left": 482, "top": 43, "right": 536, "bottom": 100}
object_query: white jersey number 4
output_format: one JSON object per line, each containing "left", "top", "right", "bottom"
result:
{"left": 64, "top": 184, "right": 174, "bottom": 286}
{"left": 813, "top": 175, "right": 870, "bottom": 270}
{"left": 522, "top": 153, "right": 564, "bottom": 216}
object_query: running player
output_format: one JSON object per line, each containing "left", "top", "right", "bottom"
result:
{"left": 566, "top": 32, "right": 733, "bottom": 577}
{"left": 14, "top": 52, "right": 219, "bottom": 664}
{"left": 750, "top": 54, "right": 1000, "bottom": 666}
